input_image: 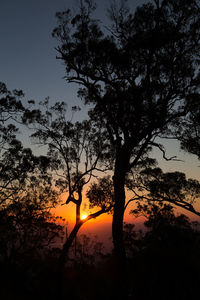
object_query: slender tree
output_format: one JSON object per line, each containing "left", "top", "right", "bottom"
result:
{"left": 23, "top": 100, "right": 114, "bottom": 298}
{"left": 23, "top": 100, "right": 113, "bottom": 267}
{"left": 53, "top": 0, "right": 200, "bottom": 296}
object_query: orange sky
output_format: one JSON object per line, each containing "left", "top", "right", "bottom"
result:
{"left": 52, "top": 185, "right": 200, "bottom": 251}
{"left": 53, "top": 200, "right": 147, "bottom": 251}
{"left": 52, "top": 192, "right": 200, "bottom": 252}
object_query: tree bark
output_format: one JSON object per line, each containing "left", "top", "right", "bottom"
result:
{"left": 58, "top": 223, "right": 82, "bottom": 271}
{"left": 57, "top": 222, "right": 82, "bottom": 299}
{"left": 58, "top": 195, "right": 82, "bottom": 271}
{"left": 112, "top": 150, "right": 130, "bottom": 299}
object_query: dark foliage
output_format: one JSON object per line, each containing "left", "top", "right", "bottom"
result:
{"left": 126, "top": 204, "right": 200, "bottom": 300}
{"left": 53, "top": 1, "right": 200, "bottom": 296}
{"left": 177, "top": 93, "right": 200, "bottom": 159}
{"left": 0, "top": 83, "right": 64, "bottom": 300}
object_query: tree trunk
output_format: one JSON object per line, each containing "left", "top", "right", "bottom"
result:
{"left": 112, "top": 151, "right": 130, "bottom": 299}
{"left": 58, "top": 223, "right": 82, "bottom": 270}
{"left": 58, "top": 198, "right": 82, "bottom": 271}
{"left": 57, "top": 222, "right": 82, "bottom": 299}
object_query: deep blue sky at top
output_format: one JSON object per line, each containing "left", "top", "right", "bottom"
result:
{"left": 1, "top": 0, "right": 199, "bottom": 180}
{"left": 0, "top": 0, "right": 146, "bottom": 107}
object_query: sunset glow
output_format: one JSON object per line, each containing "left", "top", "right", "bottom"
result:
{"left": 81, "top": 214, "right": 88, "bottom": 220}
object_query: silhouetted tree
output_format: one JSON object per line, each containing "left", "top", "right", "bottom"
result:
{"left": 0, "top": 83, "right": 60, "bottom": 219}
{"left": 0, "top": 81, "right": 24, "bottom": 129}
{"left": 0, "top": 84, "right": 65, "bottom": 300}
{"left": 0, "top": 82, "right": 26, "bottom": 200}
{"left": 127, "top": 167, "right": 200, "bottom": 217}
{"left": 126, "top": 203, "right": 200, "bottom": 300}
{"left": 62, "top": 233, "right": 112, "bottom": 300}
{"left": 70, "top": 233, "right": 104, "bottom": 267}
{"left": 86, "top": 175, "right": 114, "bottom": 212}
{"left": 0, "top": 198, "right": 63, "bottom": 265}
{"left": 23, "top": 100, "right": 113, "bottom": 270}
{"left": 176, "top": 93, "right": 200, "bottom": 159}
{"left": 0, "top": 137, "right": 63, "bottom": 267}
{"left": 53, "top": 0, "right": 200, "bottom": 296}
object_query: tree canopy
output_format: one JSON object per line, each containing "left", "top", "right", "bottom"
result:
{"left": 53, "top": 1, "right": 200, "bottom": 297}
{"left": 1, "top": 0, "right": 200, "bottom": 299}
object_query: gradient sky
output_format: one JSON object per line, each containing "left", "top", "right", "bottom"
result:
{"left": 1, "top": 0, "right": 200, "bottom": 232}
{"left": 0, "top": 0, "right": 146, "bottom": 106}
{"left": 1, "top": 0, "right": 199, "bottom": 177}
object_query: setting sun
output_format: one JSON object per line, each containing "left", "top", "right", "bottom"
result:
{"left": 81, "top": 214, "right": 88, "bottom": 220}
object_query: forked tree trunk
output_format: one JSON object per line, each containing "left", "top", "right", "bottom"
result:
{"left": 58, "top": 197, "right": 82, "bottom": 271}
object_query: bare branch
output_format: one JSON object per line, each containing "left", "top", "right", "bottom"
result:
{"left": 150, "top": 142, "right": 183, "bottom": 162}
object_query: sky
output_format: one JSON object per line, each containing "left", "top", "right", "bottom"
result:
{"left": 1, "top": 0, "right": 200, "bottom": 241}
{"left": 1, "top": 0, "right": 199, "bottom": 176}
{"left": 0, "top": 0, "right": 145, "bottom": 107}
{"left": 0, "top": 0, "right": 151, "bottom": 239}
